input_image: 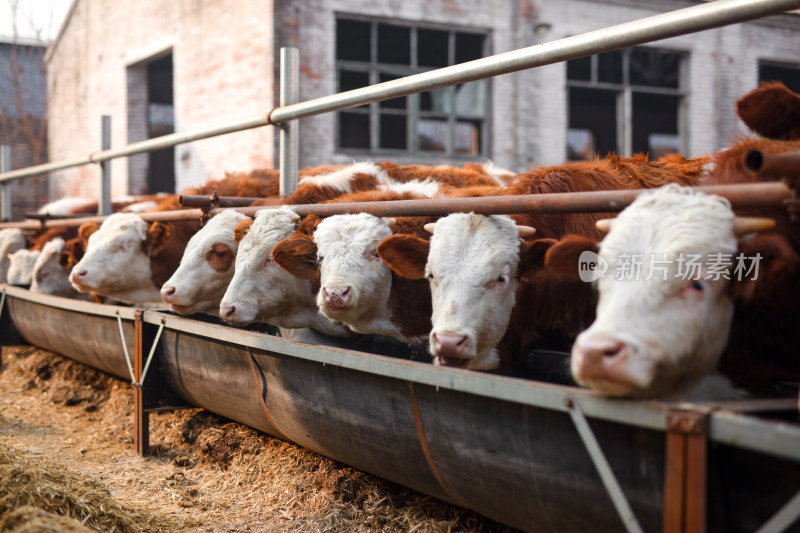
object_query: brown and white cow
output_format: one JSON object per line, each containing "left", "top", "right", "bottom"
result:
{"left": 218, "top": 207, "right": 350, "bottom": 336}
{"left": 160, "top": 210, "right": 248, "bottom": 315}
{"left": 30, "top": 238, "right": 84, "bottom": 298}
{"left": 272, "top": 212, "right": 433, "bottom": 343}
{"left": 547, "top": 184, "right": 795, "bottom": 398}
{"left": 377, "top": 153, "right": 703, "bottom": 370}
{"left": 69, "top": 213, "right": 199, "bottom": 304}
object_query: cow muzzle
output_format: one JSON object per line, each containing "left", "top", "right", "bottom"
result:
{"left": 571, "top": 334, "right": 633, "bottom": 393}
{"left": 321, "top": 285, "right": 353, "bottom": 311}
{"left": 431, "top": 331, "right": 472, "bottom": 369}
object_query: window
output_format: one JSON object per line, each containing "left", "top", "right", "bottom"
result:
{"left": 567, "top": 47, "right": 685, "bottom": 161}
{"left": 759, "top": 61, "right": 800, "bottom": 93}
{"left": 336, "top": 17, "right": 489, "bottom": 157}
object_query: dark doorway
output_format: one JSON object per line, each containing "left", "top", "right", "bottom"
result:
{"left": 146, "top": 54, "right": 175, "bottom": 193}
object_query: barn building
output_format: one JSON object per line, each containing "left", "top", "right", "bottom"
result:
{"left": 43, "top": 0, "right": 800, "bottom": 200}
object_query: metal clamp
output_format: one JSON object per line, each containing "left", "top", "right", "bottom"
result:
{"left": 566, "top": 397, "right": 645, "bottom": 533}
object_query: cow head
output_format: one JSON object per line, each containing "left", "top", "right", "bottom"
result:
{"left": 6, "top": 249, "right": 41, "bottom": 285}
{"left": 302, "top": 213, "right": 401, "bottom": 335}
{"left": 0, "top": 228, "right": 27, "bottom": 283}
{"left": 556, "top": 185, "right": 778, "bottom": 398}
{"left": 161, "top": 210, "right": 247, "bottom": 315}
{"left": 69, "top": 213, "right": 173, "bottom": 303}
{"left": 219, "top": 208, "right": 328, "bottom": 328}
{"left": 380, "top": 213, "right": 536, "bottom": 370}
{"left": 31, "top": 238, "right": 78, "bottom": 297}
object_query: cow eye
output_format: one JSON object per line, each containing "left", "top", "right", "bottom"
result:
{"left": 425, "top": 271, "right": 434, "bottom": 281}
{"left": 317, "top": 255, "right": 324, "bottom": 263}
{"left": 265, "top": 256, "right": 274, "bottom": 265}
{"left": 497, "top": 274, "right": 509, "bottom": 284}
{"left": 213, "top": 250, "right": 227, "bottom": 258}
{"left": 371, "top": 249, "right": 379, "bottom": 259}
{"left": 690, "top": 280, "right": 706, "bottom": 292}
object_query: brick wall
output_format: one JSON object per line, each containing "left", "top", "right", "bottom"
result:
{"left": 46, "top": 0, "right": 275, "bottom": 201}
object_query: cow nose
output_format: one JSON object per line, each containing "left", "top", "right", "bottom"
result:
{"left": 432, "top": 332, "right": 469, "bottom": 360}
{"left": 36, "top": 270, "right": 50, "bottom": 282}
{"left": 71, "top": 269, "right": 87, "bottom": 282}
{"left": 323, "top": 286, "right": 352, "bottom": 307}
{"left": 161, "top": 286, "right": 176, "bottom": 302}
{"left": 573, "top": 335, "right": 629, "bottom": 377}
{"left": 220, "top": 305, "right": 237, "bottom": 322}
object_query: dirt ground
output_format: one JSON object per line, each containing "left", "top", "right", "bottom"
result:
{"left": 0, "top": 344, "right": 517, "bottom": 532}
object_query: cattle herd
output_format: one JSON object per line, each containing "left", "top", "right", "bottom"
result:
{"left": 2, "top": 82, "right": 799, "bottom": 402}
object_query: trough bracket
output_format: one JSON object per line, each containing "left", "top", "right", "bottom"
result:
{"left": 663, "top": 408, "right": 709, "bottom": 533}
{"left": 133, "top": 311, "right": 192, "bottom": 456}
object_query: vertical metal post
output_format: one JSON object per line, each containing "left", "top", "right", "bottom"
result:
{"left": 133, "top": 310, "right": 149, "bottom": 455}
{"left": 663, "top": 409, "right": 709, "bottom": 533}
{"left": 100, "top": 116, "right": 112, "bottom": 215}
{"left": 1, "top": 145, "right": 12, "bottom": 221}
{"left": 279, "top": 47, "right": 299, "bottom": 197}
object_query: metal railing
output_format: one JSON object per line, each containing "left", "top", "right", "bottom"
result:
{"left": 0, "top": 0, "right": 799, "bottom": 211}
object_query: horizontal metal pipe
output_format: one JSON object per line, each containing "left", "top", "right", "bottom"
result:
{"left": 0, "top": 183, "right": 790, "bottom": 231}
{"left": 269, "top": 0, "right": 800, "bottom": 124}
{"left": 745, "top": 149, "right": 800, "bottom": 179}
{"left": 1, "top": 0, "right": 798, "bottom": 185}
{"left": 0, "top": 208, "right": 204, "bottom": 230}
{"left": 215, "top": 182, "right": 792, "bottom": 219}
{"left": 179, "top": 195, "right": 261, "bottom": 208}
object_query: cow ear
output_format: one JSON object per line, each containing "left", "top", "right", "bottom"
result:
{"left": 377, "top": 234, "right": 429, "bottom": 279}
{"left": 543, "top": 235, "right": 601, "bottom": 280}
{"left": 730, "top": 234, "right": 800, "bottom": 304}
{"left": 272, "top": 236, "right": 319, "bottom": 281}
{"left": 518, "top": 238, "right": 557, "bottom": 279}
{"left": 144, "top": 221, "right": 173, "bottom": 256}
{"left": 78, "top": 221, "right": 100, "bottom": 247}
{"left": 233, "top": 218, "right": 253, "bottom": 243}
{"left": 297, "top": 214, "right": 321, "bottom": 237}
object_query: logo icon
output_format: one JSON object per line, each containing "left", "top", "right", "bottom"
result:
{"left": 578, "top": 251, "right": 608, "bottom": 282}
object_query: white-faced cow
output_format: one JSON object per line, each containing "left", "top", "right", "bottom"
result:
{"left": 30, "top": 238, "right": 83, "bottom": 298}
{"left": 0, "top": 228, "right": 27, "bottom": 283}
{"left": 161, "top": 209, "right": 248, "bottom": 315}
{"left": 272, "top": 213, "right": 433, "bottom": 343}
{"left": 70, "top": 213, "right": 197, "bottom": 303}
{"left": 546, "top": 185, "right": 791, "bottom": 398}
{"left": 219, "top": 208, "right": 349, "bottom": 336}
{"left": 6, "top": 249, "right": 41, "bottom": 285}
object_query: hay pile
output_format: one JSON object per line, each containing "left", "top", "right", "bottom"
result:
{"left": 0, "top": 443, "right": 184, "bottom": 532}
{"left": 0, "top": 506, "right": 94, "bottom": 533}
{"left": 2, "top": 346, "right": 516, "bottom": 532}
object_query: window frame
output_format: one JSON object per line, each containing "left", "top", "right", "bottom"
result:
{"left": 566, "top": 46, "right": 688, "bottom": 158}
{"left": 335, "top": 14, "right": 491, "bottom": 159}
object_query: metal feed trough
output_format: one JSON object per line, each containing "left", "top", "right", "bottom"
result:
{"left": 2, "top": 1, "right": 800, "bottom": 531}
{"left": 2, "top": 284, "right": 800, "bottom": 533}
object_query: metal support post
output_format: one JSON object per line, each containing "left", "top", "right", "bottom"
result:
{"left": 279, "top": 47, "right": 299, "bottom": 197}
{"left": 100, "top": 116, "right": 112, "bottom": 215}
{"left": 1, "top": 145, "right": 12, "bottom": 221}
{"left": 663, "top": 409, "right": 709, "bottom": 533}
{"left": 134, "top": 311, "right": 149, "bottom": 455}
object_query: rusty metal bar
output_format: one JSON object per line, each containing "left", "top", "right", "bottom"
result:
{"left": 0, "top": 182, "right": 791, "bottom": 231}
{"left": 663, "top": 409, "right": 709, "bottom": 533}
{"left": 219, "top": 182, "right": 791, "bottom": 218}
{"left": 179, "top": 195, "right": 260, "bottom": 209}
{"left": 134, "top": 310, "right": 149, "bottom": 455}
{"left": 745, "top": 150, "right": 800, "bottom": 180}
{"left": 0, "top": 207, "right": 205, "bottom": 230}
